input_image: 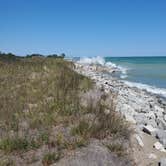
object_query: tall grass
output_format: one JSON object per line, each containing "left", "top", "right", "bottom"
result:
{"left": 0, "top": 56, "right": 131, "bottom": 164}
{"left": 0, "top": 57, "right": 92, "bottom": 151}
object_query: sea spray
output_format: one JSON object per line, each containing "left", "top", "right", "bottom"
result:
{"left": 78, "top": 56, "right": 128, "bottom": 78}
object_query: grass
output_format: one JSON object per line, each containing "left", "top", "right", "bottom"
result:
{"left": 106, "top": 143, "right": 125, "bottom": 157}
{"left": 0, "top": 57, "right": 91, "bottom": 131}
{"left": 42, "top": 152, "right": 61, "bottom": 166}
{"left": 0, "top": 158, "right": 15, "bottom": 166}
{"left": 71, "top": 94, "right": 131, "bottom": 140}
{"left": 71, "top": 120, "right": 90, "bottom": 137}
{"left": 0, "top": 137, "right": 29, "bottom": 152}
{"left": 0, "top": 55, "right": 131, "bottom": 164}
{"left": 63, "top": 136, "right": 87, "bottom": 150}
{"left": 88, "top": 95, "right": 131, "bottom": 140}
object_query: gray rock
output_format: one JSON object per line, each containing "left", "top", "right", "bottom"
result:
{"left": 143, "top": 125, "right": 157, "bottom": 136}
{"left": 147, "top": 119, "right": 158, "bottom": 128}
{"left": 156, "top": 130, "right": 166, "bottom": 148}
{"left": 159, "top": 158, "right": 166, "bottom": 166}
{"left": 154, "top": 105, "right": 164, "bottom": 113}
{"left": 157, "top": 118, "right": 166, "bottom": 130}
{"left": 118, "top": 103, "right": 136, "bottom": 116}
{"left": 145, "top": 111, "right": 156, "bottom": 119}
{"left": 164, "top": 115, "right": 166, "bottom": 122}
{"left": 135, "top": 134, "right": 144, "bottom": 147}
{"left": 134, "top": 114, "right": 148, "bottom": 125}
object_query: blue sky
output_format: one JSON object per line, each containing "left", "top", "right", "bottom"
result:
{"left": 0, "top": 0, "right": 166, "bottom": 57}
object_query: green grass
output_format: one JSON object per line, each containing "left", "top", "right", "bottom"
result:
{"left": 0, "top": 137, "right": 29, "bottom": 152}
{"left": 42, "top": 152, "right": 61, "bottom": 166}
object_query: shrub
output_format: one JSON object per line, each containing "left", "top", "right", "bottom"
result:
{"left": 89, "top": 95, "right": 131, "bottom": 140}
{"left": 38, "top": 131, "right": 49, "bottom": 144}
{"left": 42, "top": 152, "right": 61, "bottom": 166}
{"left": 71, "top": 120, "right": 90, "bottom": 137}
{"left": 0, "top": 137, "right": 29, "bottom": 152}
{"left": 0, "top": 136, "right": 44, "bottom": 152}
{"left": 0, "top": 158, "right": 15, "bottom": 166}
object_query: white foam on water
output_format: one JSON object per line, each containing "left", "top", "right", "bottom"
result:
{"left": 120, "top": 74, "right": 128, "bottom": 79}
{"left": 78, "top": 56, "right": 105, "bottom": 66}
{"left": 105, "top": 61, "right": 117, "bottom": 68}
{"left": 124, "top": 80, "right": 166, "bottom": 98}
{"left": 78, "top": 56, "right": 128, "bottom": 78}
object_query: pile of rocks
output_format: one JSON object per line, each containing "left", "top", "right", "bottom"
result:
{"left": 74, "top": 63, "right": 166, "bottom": 155}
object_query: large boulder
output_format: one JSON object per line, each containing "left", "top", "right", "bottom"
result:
{"left": 134, "top": 114, "right": 148, "bottom": 125}
{"left": 156, "top": 118, "right": 166, "bottom": 130}
{"left": 159, "top": 158, "right": 166, "bottom": 166}
{"left": 142, "top": 125, "right": 157, "bottom": 136}
{"left": 145, "top": 111, "right": 156, "bottom": 119}
{"left": 156, "top": 130, "right": 166, "bottom": 148}
{"left": 154, "top": 105, "right": 164, "bottom": 113}
{"left": 117, "top": 103, "right": 137, "bottom": 116}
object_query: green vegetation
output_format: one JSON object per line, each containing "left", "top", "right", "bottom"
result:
{"left": 0, "top": 137, "right": 30, "bottom": 152}
{"left": 71, "top": 120, "right": 90, "bottom": 137}
{"left": 0, "top": 52, "right": 131, "bottom": 164}
{"left": 42, "top": 152, "right": 61, "bottom": 166}
{"left": 0, "top": 158, "right": 15, "bottom": 166}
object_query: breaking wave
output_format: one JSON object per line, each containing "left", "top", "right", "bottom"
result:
{"left": 77, "top": 56, "right": 105, "bottom": 66}
{"left": 78, "top": 56, "right": 128, "bottom": 78}
{"left": 124, "top": 81, "right": 166, "bottom": 98}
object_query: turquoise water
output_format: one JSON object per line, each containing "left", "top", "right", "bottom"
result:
{"left": 105, "top": 56, "right": 166, "bottom": 89}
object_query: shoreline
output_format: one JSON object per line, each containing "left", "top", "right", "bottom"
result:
{"left": 72, "top": 56, "right": 166, "bottom": 98}
{"left": 74, "top": 62, "right": 166, "bottom": 162}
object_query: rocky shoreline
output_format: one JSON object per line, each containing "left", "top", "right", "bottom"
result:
{"left": 74, "top": 62, "right": 166, "bottom": 165}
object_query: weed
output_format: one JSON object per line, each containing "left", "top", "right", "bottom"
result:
{"left": 39, "top": 131, "right": 49, "bottom": 144}
{"left": 71, "top": 120, "right": 90, "bottom": 137}
{"left": 0, "top": 158, "right": 15, "bottom": 166}
{"left": 0, "top": 137, "right": 29, "bottom": 152}
{"left": 42, "top": 152, "right": 61, "bottom": 166}
{"left": 106, "top": 143, "right": 125, "bottom": 157}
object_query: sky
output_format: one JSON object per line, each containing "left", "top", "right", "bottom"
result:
{"left": 0, "top": 0, "right": 166, "bottom": 57}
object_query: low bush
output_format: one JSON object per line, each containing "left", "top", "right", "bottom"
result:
{"left": 0, "top": 137, "right": 29, "bottom": 152}
{"left": 42, "top": 152, "right": 61, "bottom": 166}
{"left": 71, "top": 120, "right": 90, "bottom": 137}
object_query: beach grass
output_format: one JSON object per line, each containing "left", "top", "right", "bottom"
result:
{"left": 0, "top": 55, "right": 131, "bottom": 164}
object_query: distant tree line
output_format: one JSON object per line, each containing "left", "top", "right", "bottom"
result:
{"left": 0, "top": 51, "right": 66, "bottom": 62}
